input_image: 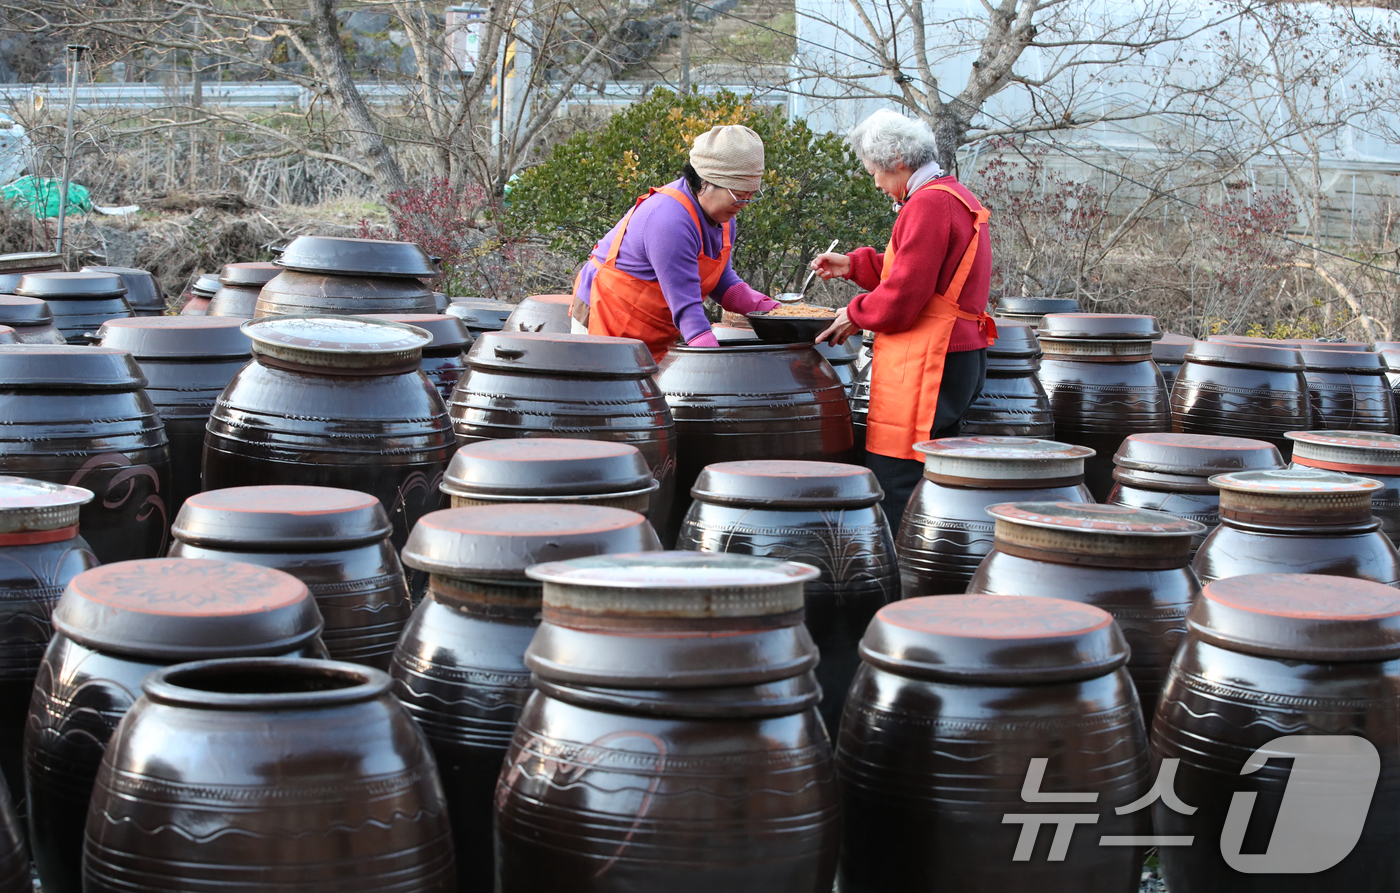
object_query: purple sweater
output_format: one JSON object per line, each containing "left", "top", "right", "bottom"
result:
{"left": 574, "top": 179, "right": 774, "bottom": 344}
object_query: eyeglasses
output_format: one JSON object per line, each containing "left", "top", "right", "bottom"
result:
{"left": 725, "top": 186, "right": 764, "bottom": 207}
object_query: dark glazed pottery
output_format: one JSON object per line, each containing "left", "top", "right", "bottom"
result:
{"left": 206, "top": 261, "right": 280, "bottom": 318}
{"left": 178, "top": 273, "right": 220, "bottom": 316}
{"left": 1193, "top": 467, "right": 1400, "bottom": 585}
{"left": 0, "top": 252, "right": 61, "bottom": 294}
{"left": 1154, "top": 573, "right": 1400, "bottom": 893}
{"left": 496, "top": 552, "right": 839, "bottom": 893}
{"left": 440, "top": 437, "right": 659, "bottom": 513}
{"left": 0, "top": 327, "right": 11, "bottom": 345}
{"left": 1153, "top": 332, "right": 1195, "bottom": 390}
{"left": 1299, "top": 346, "right": 1397, "bottom": 433}
{"left": 80, "top": 266, "right": 164, "bottom": 316}
{"left": 276, "top": 234, "right": 441, "bottom": 278}
{"left": 967, "top": 501, "right": 1205, "bottom": 715}
{"left": 1171, "top": 340, "right": 1311, "bottom": 458}
{"left": 0, "top": 771, "right": 26, "bottom": 893}
{"left": 446, "top": 297, "right": 513, "bottom": 333}
{"left": 896, "top": 436, "right": 1094, "bottom": 597}
{"left": 677, "top": 460, "right": 897, "bottom": 736}
{"left": 0, "top": 477, "right": 96, "bottom": 817}
{"left": 656, "top": 341, "right": 853, "bottom": 543}
{"left": 960, "top": 318, "right": 1055, "bottom": 436}
{"left": 0, "top": 345, "right": 172, "bottom": 563}
{"left": 84, "top": 658, "right": 454, "bottom": 892}
{"left": 836, "top": 595, "right": 1150, "bottom": 893}
{"left": 1289, "top": 430, "right": 1400, "bottom": 543}
{"left": 203, "top": 315, "right": 456, "bottom": 548}
{"left": 26, "top": 558, "right": 325, "bottom": 893}
{"left": 450, "top": 331, "right": 677, "bottom": 535}
{"left": 992, "top": 295, "right": 1080, "bottom": 329}
{"left": 255, "top": 269, "right": 438, "bottom": 317}
{"left": 96, "top": 316, "right": 252, "bottom": 521}
{"left": 0, "top": 296, "right": 64, "bottom": 344}
{"left": 369, "top": 313, "right": 473, "bottom": 402}
{"left": 1108, "top": 432, "right": 1285, "bottom": 554}
{"left": 851, "top": 354, "right": 871, "bottom": 461}
{"left": 503, "top": 294, "right": 573, "bottom": 333}
{"left": 14, "top": 272, "right": 132, "bottom": 343}
{"left": 393, "top": 504, "right": 661, "bottom": 893}
{"left": 816, "top": 335, "right": 860, "bottom": 395}
{"left": 1036, "top": 313, "right": 1170, "bottom": 500}
{"left": 168, "top": 485, "right": 411, "bottom": 669}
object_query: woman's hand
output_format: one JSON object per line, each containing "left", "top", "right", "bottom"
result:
{"left": 816, "top": 307, "right": 860, "bottom": 346}
{"left": 810, "top": 252, "right": 850, "bottom": 281}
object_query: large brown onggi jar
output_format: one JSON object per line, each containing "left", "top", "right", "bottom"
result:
{"left": 497, "top": 552, "right": 838, "bottom": 893}
{"left": 1153, "top": 332, "right": 1195, "bottom": 391}
{"left": 1299, "top": 346, "right": 1397, "bottom": 433}
{"left": 84, "top": 658, "right": 454, "bottom": 892}
{"left": 960, "top": 319, "right": 1055, "bottom": 436}
{"left": 0, "top": 478, "right": 96, "bottom": 818}
{"left": 26, "top": 558, "right": 326, "bottom": 893}
{"left": 1036, "top": 313, "right": 1170, "bottom": 500}
{"left": 992, "top": 295, "right": 1080, "bottom": 329}
{"left": 836, "top": 595, "right": 1149, "bottom": 893}
{"left": 1193, "top": 467, "right": 1400, "bottom": 586}
{"left": 503, "top": 294, "right": 572, "bottom": 333}
{"left": 677, "top": 460, "right": 897, "bottom": 737}
{"left": 393, "top": 504, "right": 661, "bottom": 893}
{"left": 656, "top": 342, "right": 853, "bottom": 543}
{"left": 178, "top": 273, "right": 220, "bottom": 316}
{"left": 446, "top": 297, "right": 513, "bottom": 333}
{"left": 203, "top": 316, "right": 457, "bottom": 548}
{"left": 369, "top": 313, "right": 473, "bottom": 403}
{"left": 967, "top": 501, "right": 1205, "bottom": 716}
{"left": 1171, "top": 340, "right": 1311, "bottom": 459}
{"left": 440, "top": 438, "right": 659, "bottom": 513}
{"left": 1154, "top": 573, "right": 1400, "bottom": 893}
{"left": 0, "top": 296, "right": 64, "bottom": 344}
{"left": 896, "top": 436, "right": 1094, "bottom": 597}
{"left": 449, "top": 331, "right": 676, "bottom": 535}
{"left": 96, "top": 316, "right": 252, "bottom": 522}
{"left": 205, "top": 261, "right": 280, "bottom": 318}
{"left": 80, "top": 266, "right": 164, "bottom": 317}
{"left": 0, "top": 345, "right": 171, "bottom": 563}
{"left": 168, "top": 485, "right": 411, "bottom": 669}
{"left": 1109, "top": 433, "right": 1285, "bottom": 555}
{"left": 256, "top": 235, "right": 440, "bottom": 318}
{"left": 14, "top": 272, "right": 132, "bottom": 344}
{"left": 1288, "top": 430, "right": 1400, "bottom": 544}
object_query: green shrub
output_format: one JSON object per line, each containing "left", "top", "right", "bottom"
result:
{"left": 506, "top": 89, "right": 892, "bottom": 295}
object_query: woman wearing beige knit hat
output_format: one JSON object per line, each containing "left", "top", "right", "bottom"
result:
{"left": 570, "top": 124, "right": 780, "bottom": 362}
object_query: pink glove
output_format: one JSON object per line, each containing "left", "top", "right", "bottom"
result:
{"left": 718, "top": 282, "right": 779, "bottom": 315}
{"left": 686, "top": 330, "right": 721, "bottom": 348}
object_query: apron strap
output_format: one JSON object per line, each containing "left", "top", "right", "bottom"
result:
{"left": 921, "top": 182, "right": 997, "bottom": 345}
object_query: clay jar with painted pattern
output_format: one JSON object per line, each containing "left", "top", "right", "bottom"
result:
{"left": 440, "top": 438, "right": 659, "bottom": 514}
{"left": 1153, "top": 573, "right": 1400, "bottom": 893}
{"left": 677, "top": 460, "right": 898, "bottom": 736}
{"left": 392, "top": 504, "right": 661, "bottom": 893}
{"left": 836, "top": 595, "right": 1150, "bottom": 893}
{"left": 25, "top": 558, "right": 326, "bottom": 893}
{"left": 496, "top": 552, "right": 840, "bottom": 893}
{"left": 968, "top": 501, "right": 1205, "bottom": 715}
{"left": 1299, "top": 346, "right": 1398, "bottom": 433}
{"left": 0, "top": 345, "right": 172, "bottom": 563}
{"left": 1035, "top": 314, "right": 1170, "bottom": 500}
{"left": 1153, "top": 332, "right": 1195, "bottom": 391}
{"left": 203, "top": 316, "right": 456, "bottom": 549}
{"left": 959, "top": 318, "right": 1055, "bottom": 437}
{"left": 369, "top": 313, "right": 474, "bottom": 403}
{"left": 896, "top": 436, "right": 1095, "bottom": 597}
{"left": 1288, "top": 430, "right": 1400, "bottom": 545}
{"left": 1171, "top": 340, "right": 1311, "bottom": 459}
{"left": 1193, "top": 467, "right": 1400, "bottom": 586}
{"left": 168, "top": 485, "right": 411, "bottom": 669}
{"left": 83, "top": 658, "right": 454, "bottom": 892}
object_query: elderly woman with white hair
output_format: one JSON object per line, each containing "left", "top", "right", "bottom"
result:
{"left": 813, "top": 109, "right": 995, "bottom": 534}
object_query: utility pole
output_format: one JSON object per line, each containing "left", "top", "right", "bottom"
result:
{"left": 55, "top": 44, "right": 86, "bottom": 258}
{"left": 679, "top": 0, "right": 692, "bottom": 94}
{"left": 190, "top": 15, "right": 203, "bottom": 188}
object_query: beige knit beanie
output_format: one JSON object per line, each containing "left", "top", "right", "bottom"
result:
{"left": 689, "top": 125, "right": 765, "bottom": 192}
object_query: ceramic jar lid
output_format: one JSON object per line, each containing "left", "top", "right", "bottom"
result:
{"left": 997, "top": 297, "right": 1079, "bottom": 315}
{"left": 81, "top": 265, "right": 161, "bottom": 307}
{"left": 985, "top": 319, "right": 1041, "bottom": 358}
{"left": 15, "top": 271, "right": 127, "bottom": 299}
{"left": 0, "top": 344, "right": 147, "bottom": 389}
{"left": 1153, "top": 332, "right": 1195, "bottom": 363}
{"left": 1288, "top": 431, "right": 1400, "bottom": 475}
{"left": 0, "top": 296, "right": 52, "bottom": 326}
{"left": 0, "top": 251, "right": 61, "bottom": 273}
{"left": 219, "top": 262, "right": 280, "bottom": 287}
{"left": 402, "top": 504, "right": 661, "bottom": 581}
{"left": 1113, "top": 433, "right": 1285, "bottom": 492}
{"left": 369, "top": 313, "right": 472, "bottom": 354}
{"left": 172, "top": 485, "right": 392, "bottom": 548}
{"left": 276, "top": 235, "right": 440, "bottom": 278}
{"left": 1184, "top": 340, "right": 1304, "bottom": 371}
{"left": 1210, "top": 467, "right": 1383, "bottom": 529}
{"left": 816, "top": 336, "right": 860, "bottom": 364}
{"left": 191, "top": 274, "right": 222, "bottom": 297}
{"left": 1189, "top": 573, "right": 1400, "bottom": 661}
{"left": 441, "top": 439, "right": 657, "bottom": 502}
{"left": 467, "top": 331, "right": 658, "bottom": 376}
{"left": 53, "top": 558, "right": 324, "bottom": 660}
{"left": 987, "top": 501, "right": 1204, "bottom": 568}
{"left": 915, "top": 436, "right": 1094, "bottom": 487}
{"left": 1038, "top": 313, "right": 1162, "bottom": 340}
{"left": 97, "top": 316, "right": 252, "bottom": 358}
{"left": 446, "top": 297, "right": 514, "bottom": 328}
{"left": 858, "top": 594, "right": 1128, "bottom": 683}
{"left": 690, "top": 460, "right": 883, "bottom": 507}
{"left": 1299, "top": 347, "right": 1385, "bottom": 372}
{"left": 0, "top": 476, "right": 93, "bottom": 535}
{"left": 243, "top": 315, "right": 430, "bottom": 371}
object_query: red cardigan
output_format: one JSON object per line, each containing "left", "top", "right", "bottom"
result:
{"left": 844, "top": 177, "right": 991, "bottom": 353}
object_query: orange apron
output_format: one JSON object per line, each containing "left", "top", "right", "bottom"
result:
{"left": 866, "top": 180, "right": 997, "bottom": 461}
{"left": 577, "top": 186, "right": 731, "bottom": 363}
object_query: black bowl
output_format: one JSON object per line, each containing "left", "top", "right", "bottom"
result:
{"left": 745, "top": 310, "right": 837, "bottom": 344}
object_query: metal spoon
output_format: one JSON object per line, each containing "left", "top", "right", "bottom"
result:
{"left": 777, "top": 239, "right": 840, "bottom": 303}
